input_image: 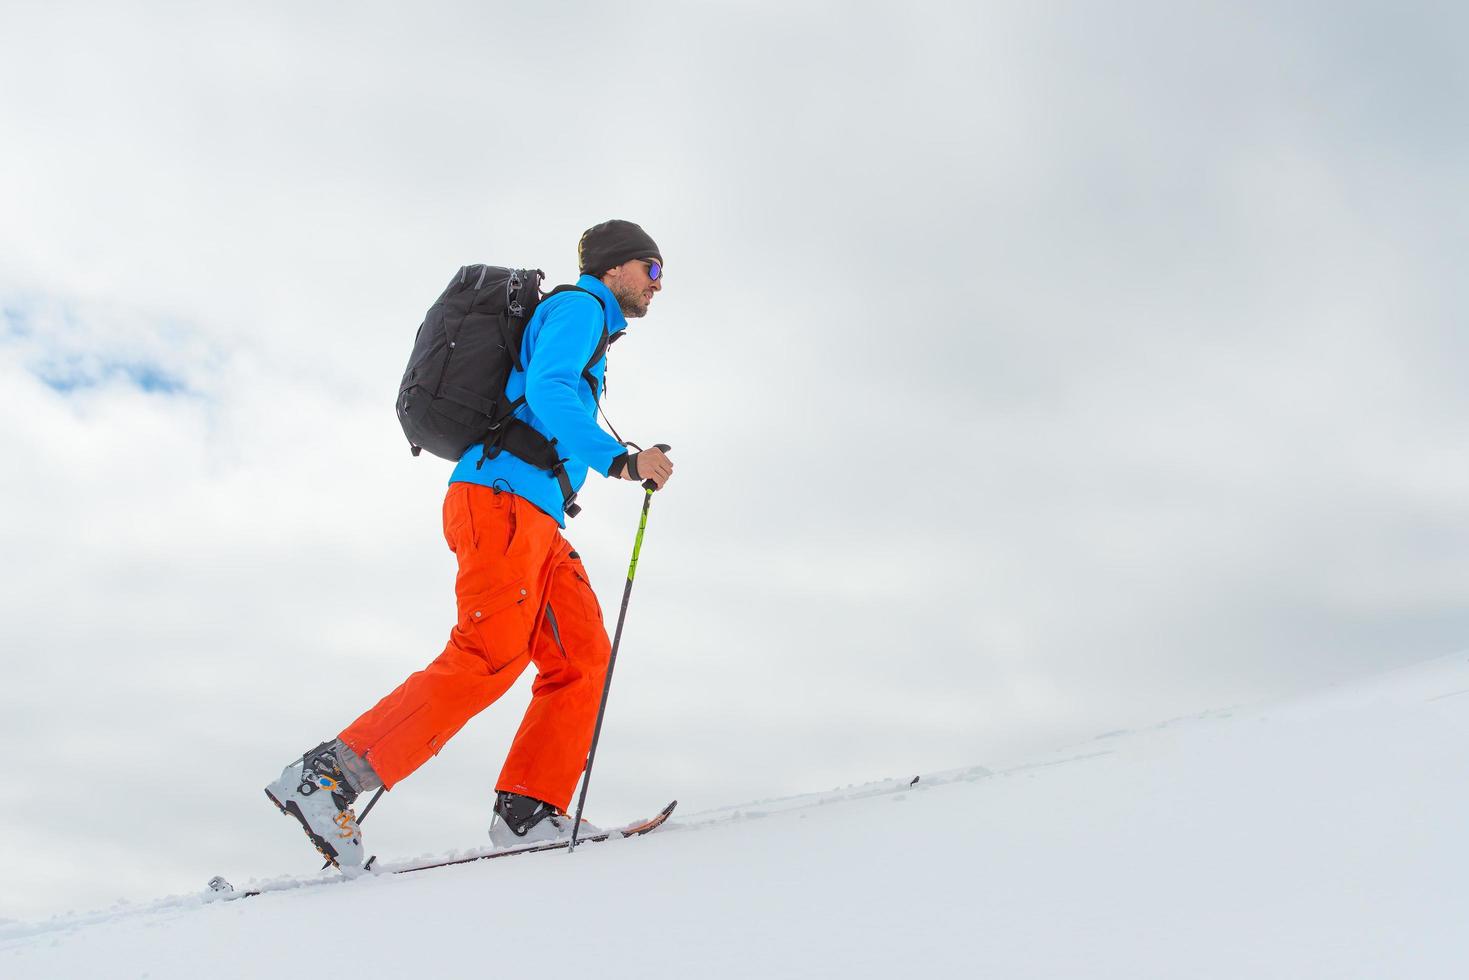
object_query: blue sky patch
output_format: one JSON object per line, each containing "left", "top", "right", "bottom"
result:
{"left": 33, "top": 355, "right": 192, "bottom": 396}
{"left": 3, "top": 306, "right": 30, "bottom": 340}
{"left": 1, "top": 295, "right": 206, "bottom": 398}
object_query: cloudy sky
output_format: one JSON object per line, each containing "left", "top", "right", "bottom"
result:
{"left": 2, "top": 1, "right": 1466, "bottom": 919}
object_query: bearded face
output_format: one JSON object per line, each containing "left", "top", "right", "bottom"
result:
{"left": 603, "top": 259, "right": 661, "bottom": 318}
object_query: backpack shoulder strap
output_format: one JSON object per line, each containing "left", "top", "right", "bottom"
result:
{"left": 541, "top": 284, "right": 611, "bottom": 401}
{"left": 544, "top": 283, "right": 606, "bottom": 310}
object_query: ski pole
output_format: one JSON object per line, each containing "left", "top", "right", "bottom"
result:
{"left": 568, "top": 446, "right": 669, "bottom": 852}
{"left": 357, "top": 786, "right": 386, "bottom": 824}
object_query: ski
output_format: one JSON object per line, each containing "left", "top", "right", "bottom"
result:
{"left": 383, "top": 799, "right": 678, "bottom": 877}
{"left": 211, "top": 801, "right": 676, "bottom": 900}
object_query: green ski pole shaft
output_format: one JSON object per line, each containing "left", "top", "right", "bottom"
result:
{"left": 569, "top": 462, "right": 665, "bottom": 852}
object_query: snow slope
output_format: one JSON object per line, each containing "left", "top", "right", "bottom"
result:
{"left": 5, "top": 653, "right": 1468, "bottom": 978}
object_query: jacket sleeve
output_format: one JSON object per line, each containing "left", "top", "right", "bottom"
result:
{"left": 522, "top": 295, "right": 627, "bottom": 476}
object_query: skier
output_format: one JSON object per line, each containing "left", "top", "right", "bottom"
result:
{"left": 265, "top": 220, "right": 673, "bottom": 869}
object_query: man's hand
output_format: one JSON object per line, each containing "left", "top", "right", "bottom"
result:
{"left": 616, "top": 445, "right": 674, "bottom": 490}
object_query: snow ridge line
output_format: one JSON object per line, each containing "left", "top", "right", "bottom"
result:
{"left": 0, "top": 758, "right": 1104, "bottom": 943}
{"left": 19, "top": 654, "right": 1458, "bottom": 945}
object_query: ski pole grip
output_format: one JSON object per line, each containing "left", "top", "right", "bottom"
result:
{"left": 642, "top": 444, "right": 672, "bottom": 492}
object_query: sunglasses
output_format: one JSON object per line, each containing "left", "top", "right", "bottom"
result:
{"left": 642, "top": 259, "right": 663, "bottom": 282}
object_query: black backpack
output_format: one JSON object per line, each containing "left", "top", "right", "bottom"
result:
{"left": 396, "top": 264, "right": 607, "bottom": 517}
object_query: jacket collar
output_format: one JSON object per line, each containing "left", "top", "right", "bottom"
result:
{"left": 577, "top": 274, "right": 628, "bottom": 336}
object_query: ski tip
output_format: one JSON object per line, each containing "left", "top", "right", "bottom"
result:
{"left": 639, "top": 800, "right": 679, "bottom": 830}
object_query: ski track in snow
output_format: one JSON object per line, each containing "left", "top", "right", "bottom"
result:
{"left": 5, "top": 652, "right": 1469, "bottom": 978}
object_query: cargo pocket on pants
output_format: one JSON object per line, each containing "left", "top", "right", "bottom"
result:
{"left": 463, "top": 579, "right": 532, "bottom": 672}
{"left": 568, "top": 567, "right": 604, "bottom": 623}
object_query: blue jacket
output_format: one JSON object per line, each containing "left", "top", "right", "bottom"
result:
{"left": 449, "top": 274, "right": 628, "bottom": 525}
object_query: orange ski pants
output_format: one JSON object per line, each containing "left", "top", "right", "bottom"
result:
{"left": 338, "top": 482, "right": 611, "bottom": 812}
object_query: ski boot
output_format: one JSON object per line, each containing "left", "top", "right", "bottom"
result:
{"left": 265, "top": 740, "right": 365, "bottom": 870}
{"left": 489, "top": 791, "right": 601, "bottom": 849}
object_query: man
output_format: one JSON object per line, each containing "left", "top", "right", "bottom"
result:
{"left": 264, "top": 219, "right": 674, "bottom": 869}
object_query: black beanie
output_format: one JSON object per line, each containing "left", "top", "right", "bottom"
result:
{"left": 578, "top": 219, "right": 662, "bottom": 277}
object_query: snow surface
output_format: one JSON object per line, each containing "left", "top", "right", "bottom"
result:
{"left": 5, "top": 653, "right": 1468, "bottom": 978}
